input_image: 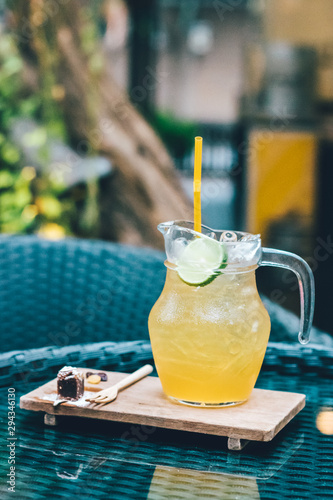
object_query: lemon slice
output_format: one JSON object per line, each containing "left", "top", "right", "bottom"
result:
{"left": 177, "top": 237, "right": 227, "bottom": 286}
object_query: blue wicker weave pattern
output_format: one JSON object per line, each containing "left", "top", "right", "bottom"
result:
{"left": 0, "top": 236, "right": 166, "bottom": 352}
{"left": 1, "top": 235, "right": 332, "bottom": 354}
{"left": 1, "top": 341, "right": 333, "bottom": 389}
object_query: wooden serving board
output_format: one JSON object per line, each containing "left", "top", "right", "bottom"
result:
{"left": 20, "top": 368, "right": 305, "bottom": 450}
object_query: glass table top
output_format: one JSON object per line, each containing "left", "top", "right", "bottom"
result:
{"left": 1, "top": 369, "right": 332, "bottom": 499}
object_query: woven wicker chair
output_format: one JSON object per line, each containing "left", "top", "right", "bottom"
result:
{"left": 1, "top": 234, "right": 332, "bottom": 354}
{"left": 0, "top": 235, "right": 166, "bottom": 353}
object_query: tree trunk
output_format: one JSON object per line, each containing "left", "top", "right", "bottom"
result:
{"left": 9, "top": 0, "right": 192, "bottom": 248}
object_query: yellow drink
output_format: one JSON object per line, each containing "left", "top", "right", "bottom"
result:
{"left": 148, "top": 268, "right": 271, "bottom": 406}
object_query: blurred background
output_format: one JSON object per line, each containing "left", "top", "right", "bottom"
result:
{"left": 0, "top": 0, "right": 333, "bottom": 334}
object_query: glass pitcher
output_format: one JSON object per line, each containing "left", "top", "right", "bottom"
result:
{"left": 148, "top": 220, "right": 315, "bottom": 407}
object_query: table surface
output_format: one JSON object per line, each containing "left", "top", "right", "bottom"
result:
{"left": 1, "top": 341, "right": 333, "bottom": 500}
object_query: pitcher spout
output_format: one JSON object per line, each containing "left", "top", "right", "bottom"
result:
{"left": 157, "top": 221, "right": 174, "bottom": 235}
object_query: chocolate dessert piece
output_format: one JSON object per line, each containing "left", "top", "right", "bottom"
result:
{"left": 98, "top": 372, "right": 108, "bottom": 382}
{"left": 57, "top": 366, "right": 84, "bottom": 401}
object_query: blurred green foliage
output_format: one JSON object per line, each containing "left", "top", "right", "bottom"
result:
{"left": 150, "top": 111, "right": 198, "bottom": 159}
{"left": 0, "top": 36, "right": 33, "bottom": 233}
{"left": 0, "top": 34, "right": 91, "bottom": 237}
{"left": 0, "top": 1, "right": 193, "bottom": 239}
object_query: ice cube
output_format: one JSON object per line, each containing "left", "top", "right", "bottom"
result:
{"left": 226, "top": 241, "right": 261, "bottom": 267}
{"left": 165, "top": 237, "right": 188, "bottom": 263}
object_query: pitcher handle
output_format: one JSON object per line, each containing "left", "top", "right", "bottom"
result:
{"left": 260, "top": 248, "right": 315, "bottom": 344}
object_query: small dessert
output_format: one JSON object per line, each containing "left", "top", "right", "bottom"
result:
{"left": 85, "top": 371, "right": 108, "bottom": 382}
{"left": 98, "top": 372, "right": 108, "bottom": 381}
{"left": 57, "top": 366, "right": 84, "bottom": 401}
{"left": 86, "top": 374, "right": 101, "bottom": 384}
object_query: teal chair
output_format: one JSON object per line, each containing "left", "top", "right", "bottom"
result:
{"left": 0, "top": 235, "right": 166, "bottom": 353}
{"left": 1, "top": 234, "right": 331, "bottom": 354}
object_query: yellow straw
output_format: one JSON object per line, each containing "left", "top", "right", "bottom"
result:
{"left": 193, "top": 136, "right": 202, "bottom": 233}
